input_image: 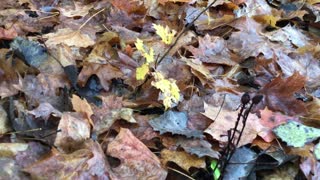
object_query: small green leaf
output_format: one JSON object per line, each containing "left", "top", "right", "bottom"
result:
{"left": 210, "top": 160, "right": 221, "bottom": 180}
{"left": 273, "top": 121, "right": 320, "bottom": 147}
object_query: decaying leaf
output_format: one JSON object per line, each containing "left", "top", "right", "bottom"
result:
{"left": 71, "top": 94, "right": 94, "bottom": 127}
{"left": 224, "top": 147, "right": 257, "bottom": 179}
{"left": 44, "top": 28, "right": 95, "bottom": 48}
{"left": 258, "top": 72, "right": 307, "bottom": 116}
{"left": 92, "top": 95, "right": 136, "bottom": 135}
{"left": 107, "top": 128, "right": 167, "bottom": 179}
{"left": 54, "top": 112, "right": 91, "bottom": 152}
{"left": 203, "top": 103, "right": 265, "bottom": 147}
{"left": 161, "top": 149, "right": 206, "bottom": 172}
{"left": 149, "top": 110, "right": 203, "bottom": 138}
{"left": 25, "top": 140, "right": 111, "bottom": 179}
{"left": 259, "top": 107, "right": 299, "bottom": 142}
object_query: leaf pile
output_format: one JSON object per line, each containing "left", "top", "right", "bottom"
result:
{"left": 0, "top": 0, "right": 320, "bottom": 179}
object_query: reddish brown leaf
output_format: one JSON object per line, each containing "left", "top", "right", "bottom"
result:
{"left": 107, "top": 128, "right": 167, "bottom": 179}
{"left": 258, "top": 72, "right": 307, "bottom": 116}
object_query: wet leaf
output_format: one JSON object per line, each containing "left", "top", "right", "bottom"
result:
{"left": 224, "top": 147, "right": 257, "bottom": 179}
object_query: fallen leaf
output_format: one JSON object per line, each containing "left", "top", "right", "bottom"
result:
{"left": 0, "top": 27, "right": 17, "bottom": 40}
{"left": 92, "top": 95, "right": 136, "bottom": 135}
{"left": 161, "top": 149, "right": 206, "bottom": 172}
{"left": 224, "top": 147, "right": 257, "bottom": 179}
{"left": 149, "top": 110, "right": 203, "bottom": 138}
{"left": 258, "top": 72, "right": 307, "bottom": 116}
{"left": 203, "top": 102, "right": 265, "bottom": 147}
{"left": 186, "top": 34, "right": 238, "bottom": 65}
{"left": 25, "top": 140, "right": 111, "bottom": 179}
{"left": 259, "top": 107, "right": 299, "bottom": 142}
{"left": 107, "top": 128, "right": 167, "bottom": 179}
{"left": 58, "top": 1, "right": 93, "bottom": 17}
{"left": 44, "top": 28, "right": 95, "bottom": 48}
{"left": 0, "top": 104, "right": 11, "bottom": 134}
{"left": 54, "top": 112, "right": 91, "bottom": 152}
{"left": 27, "top": 102, "right": 62, "bottom": 122}
{"left": 78, "top": 63, "right": 123, "bottom": 91}
{"left": 71, "top": 94, "right": 94, "bottom": 127}
{"left": 176, "top": 138, "right": 219, "bottom": 158}
{"left": 0, "top": 143, "right": 28, "bottom": 157}
{"left": 300, "top": 157, "right": 320, "bottom": 179}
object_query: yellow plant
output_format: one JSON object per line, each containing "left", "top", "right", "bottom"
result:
{"left": 151, "top": 72, "right": 180, "bottom": 110}
{"left": 135, "top": 39, "right": 155, "bottom": 80}
{"left": 153, "top": 24, "right": 177, "bottom": 45}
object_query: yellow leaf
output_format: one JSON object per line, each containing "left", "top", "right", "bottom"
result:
{"left": 134, "top": 38, "right": 155, "bottom": 63}
{"left": 253, "top": 15, "right": 280, "bottom": 27}
{"left": 153, "top": 24, "right": 177, "bottom": 45}
{"left": 151, "top": 72, "right": 180, "bottom": 110}
{"left": 136, "top": 63, "right": 150, "bottom": 80}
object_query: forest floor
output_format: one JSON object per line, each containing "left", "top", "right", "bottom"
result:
{"left": 0, "top": 0, "right": 320, "bottom": 179}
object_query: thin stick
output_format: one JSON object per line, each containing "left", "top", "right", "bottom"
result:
{"left": 167, "top": 167, "right": 195, "bottom": 180}
{"left": 156, "top": 0, "right": 218, "bottom": 65}
{"left": 78, "top": 8, "right": 106, "bottom": 30}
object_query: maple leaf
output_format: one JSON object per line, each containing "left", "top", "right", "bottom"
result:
{"left": 151, "top": 72, "right": 180, "bottom": 110}
{"left": 153, "top": 24, "right": 177, "bottom": 45}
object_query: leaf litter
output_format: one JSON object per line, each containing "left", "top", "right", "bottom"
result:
{"left": 0, "top": 0, "right": 320, "bottom": 179}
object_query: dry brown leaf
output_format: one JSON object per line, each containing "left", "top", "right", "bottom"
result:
{"left": 92, "top": 95, "right": 136, "bottom": 135}
{"left": 78, "top": 63, "right": 123, "bottom": 91}
{"left": 58, "top": 2, "right": 93, "bottom": 17}
{"left": 44, "top": 28, "right": 95, "bottom": 48}
{"left": 107, "top": 128, "right": 167, "bottom": 179}
{"left": 54, "top": 112, "right": 90, "bottom": 152}
{"left": 27, "top": 102, "right": 62, "bottom": 121}
{"left": 71, "top": 94, "right": 94, "bottom": 127}
{"left": 161, "top": 149, "right": 206, "bottom": 172}
{"left": 203, "top": 102, "right": 265, "bottom": 147}
{"left": 25, "top": 140, "right": 111, "bottom": 179}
